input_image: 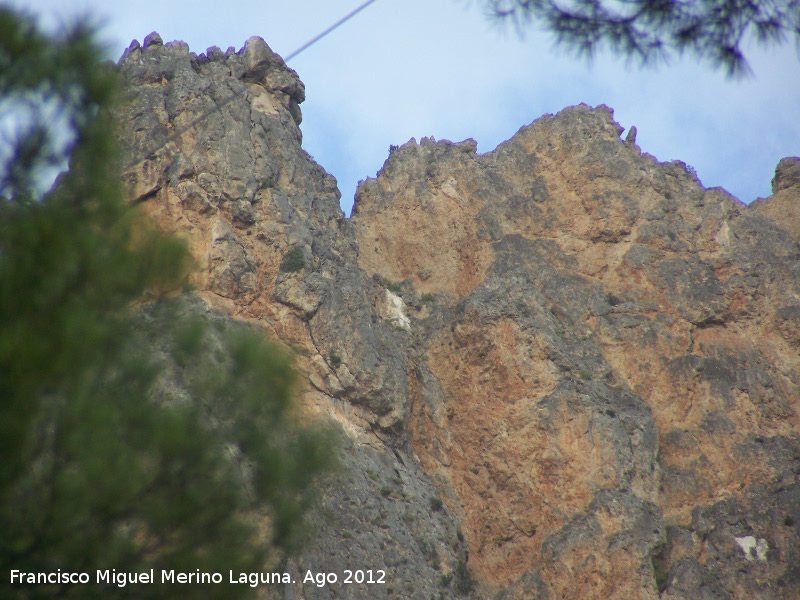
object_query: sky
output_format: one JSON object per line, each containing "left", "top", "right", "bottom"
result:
{"left": 17, "top": 0, "right": 800, "bottom": 215}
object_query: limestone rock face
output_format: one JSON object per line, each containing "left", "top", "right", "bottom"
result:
{"left": 352, "top": 104, "right": 800, "bottom": 599}
{"left": 116, "top": 35, "right": 467, "bottom": 600}
{"left": 750, "top": 157, "right": 800, "bottom": 242}
{"left": 117, "top": 37, "right": 800, "bottom": 600}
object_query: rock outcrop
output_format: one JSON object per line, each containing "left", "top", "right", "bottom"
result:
{"left": 117, "top": 34, "right": 800, "bottom": 600}
{"left": 750, "top": 157, "right": 800, "bottom": 242}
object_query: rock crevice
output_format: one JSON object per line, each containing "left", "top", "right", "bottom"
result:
{"left": 118, "top": 35, "right": 800, "bottom": 600}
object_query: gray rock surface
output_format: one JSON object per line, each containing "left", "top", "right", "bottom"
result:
{"left": 117, "top": 34, "right": 468, "bottom": 600}
{"left": 772, "top": 157, "right": 800, "bottom": 194}
{"left": 117, "top": 35, "right": 800, "bottom": 600}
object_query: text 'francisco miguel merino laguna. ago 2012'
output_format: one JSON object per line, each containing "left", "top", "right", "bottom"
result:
{"left": 10, "top": 568, "right": 388, "bottom": 589}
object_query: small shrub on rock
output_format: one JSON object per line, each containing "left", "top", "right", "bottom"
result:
{"left": 279, "top": 246, "right": 305, "bottom": 273}
{"left": 454, "top": 559, "right": 476, "bottom": 595}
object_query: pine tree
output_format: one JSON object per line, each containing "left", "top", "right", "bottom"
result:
{"left": 486, "top": 0, "right": 800, "bottom": 76}
{"left": 0, "top": 9, "right": 335, "bottom": 599}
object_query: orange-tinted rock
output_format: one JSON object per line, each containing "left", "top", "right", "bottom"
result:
{"left": 354, "top": 104, "right": 800, "bottom": 599}
{"left": 119, "top": 37, "right": 800, "bottom": 600}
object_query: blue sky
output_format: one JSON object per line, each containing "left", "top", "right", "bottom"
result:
{"left": 19, "top": 0, "right": 800, "bottom": 214}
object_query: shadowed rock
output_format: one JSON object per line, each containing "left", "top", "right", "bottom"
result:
{"left": 117, "top": 35, "right": 800, "bottom": 600}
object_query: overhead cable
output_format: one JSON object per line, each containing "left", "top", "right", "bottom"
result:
{"left": 121, "top": 0, "right": 381, "bottom": 174}
{"left": 284, "top": 0, "right": 380, "bottom": 62}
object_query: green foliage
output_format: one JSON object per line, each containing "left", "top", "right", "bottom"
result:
{"left": 487, "top": 0, "right": 800, "bottom": 76}
{"left": 578, "top": 369, "right": 592, "bottom": 380}
{"left": 0, "top": 9, "right": 119, "bottom": 199}
{"left": 453, "top": 558, "right": 476, "bottom": 595}
{"left": 605, "top": 292, "right": 621, "bottom": 306}
{"left": 417, "top": 539, "right": 440, "bottom": 569}
{"left": 259, "top": 175, "right": 276, "bottom": 190}
{"left": 651, "top": 553, "right": 669, "bottom": 592}
{"left": 279, "top": 246, "right": 305, "bottom": 273}
{"left": 142, "top": 303, "right": 338, "bottom": 552}
{"left": 0, "top": 9, "right": 335, "bottom": 599}
{"left": 375, "top": 274, "right": 403, "bottom": 293}
{"left": 606, "top": 408, "right": 617, "bottom": 418}
{"left": 421, "top": 293, "right": 436, "bottom": 303}
{"left": 430, "top": 496, "right": 444, "bottom": 512}
{"left": 328, "top": 349, "right": 342, "bottom": 368}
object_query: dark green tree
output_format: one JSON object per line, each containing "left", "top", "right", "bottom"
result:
{"left": 485, "top": 0, "right": 800, "bottom": 76}
{"left": 0, "top": 8, "right": 334, "bottom": 599}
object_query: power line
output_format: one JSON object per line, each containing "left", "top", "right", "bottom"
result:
{"left": 285, "top": 0, "right": 380, "bottom": 62}
{"left": 122, "top": 0, "right": 381, "bottom": 174}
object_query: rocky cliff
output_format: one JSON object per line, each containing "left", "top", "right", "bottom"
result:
{"left": 116, "top": 33, "right": 800, "bottom": 600}
{"left": 751, "top": 157, "right": 800, "bottom": 243}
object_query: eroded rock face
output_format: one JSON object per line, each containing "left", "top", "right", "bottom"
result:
{"left": 118, "top": 36, "right": 800, "bottom": 600}
{"left": 116, "top": 34, "right": 468, "bottom": 600}
{"left": 750, "top": 157, "right": 800, "bottom": 242}
{"left": 352, "top": 105, "right": 800, "bottom": 599}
